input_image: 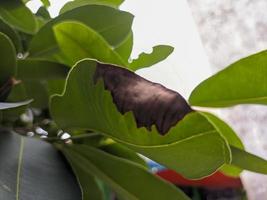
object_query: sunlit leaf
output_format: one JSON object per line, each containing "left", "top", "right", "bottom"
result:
{"left": 53, "top": 21, "right": 126, "bottom": 66}
{"left": 189, "top": 50, "right": 267, "bottom": 107}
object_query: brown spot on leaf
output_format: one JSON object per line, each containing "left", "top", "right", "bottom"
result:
{"left": 94, "top": 63, "right": 193, "bottom": 135}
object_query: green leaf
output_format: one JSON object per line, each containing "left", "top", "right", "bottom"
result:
{"left": 17, "top": 59, "right": 69, "bottom": 81}
{"left": 199, "top": 112, "right": 243, "bottom": 149}
{"left": 53, "top": 21, "right": 126, "bottom": 66}
{"left": 199, "top": 112, "right": 244, "bottom": 177}
{"left": 50, "top": 60, "right": 231, "bottom": 179}
{"left": 129, "top": 45, "right": 174, "bottom": 71}
{"left": 230, "top": 146, "right": 267, "bottom": 174}
{"left": 15, "top": 60, "right": 68, "bottom": 109}
{"left": 40, "top": 0, "right": 50, "bottom": 7}
{"left": 59, "top": 149, "right": 105, "bottom": 200}
{"left": 24, "top": 80, "right": 49, "bottom": 109}
{"left": 60, "top": 0, "right": 125, "bottom": 14}
{"left": 29, "top": 5, "right": 133, "bottom": 60}
{"left": 0, "top": 82, "right": 28, "bottom": 123}
{"left": 36, "top": 6, "right": 51, "bottom": 20}
{"left": 114, "top": 31, "right": 133, "bottom": 62}
{"left": 0, "top": 19, "right": 22, "bottom": 52}
{"left": 0, "top": 131, "right": 81, "bottom": 199}
{"left": 0, "top": 32, "right": 16, "bottom": 87}
{"left": 0, "top": 0, "right": 37, "bottom": 34}
{"left": 0, "top": 99, "right": 31, "bottom": 110}
{"left": 100, "top": 142, "right": 147, "bottom": 168}
{"left": 61, "top": 144, "right": 190, "bottom": 200}
{"left": 189, "top": 50, "right": 267, "bottom": 107}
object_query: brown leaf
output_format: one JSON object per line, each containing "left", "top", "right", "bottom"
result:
{"left": 94, "top": 63, "right": 193, "bottom": 135}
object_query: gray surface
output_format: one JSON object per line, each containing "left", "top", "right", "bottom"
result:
{"left": 187, "top": 1, "right": 267, "bottom": 199}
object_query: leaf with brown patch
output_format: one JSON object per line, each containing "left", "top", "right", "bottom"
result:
{"left": 94, "top": 63, "right": 192, "bottom": 134}
{"left": 51, "top": 60, "right": 231, "bottom": 179}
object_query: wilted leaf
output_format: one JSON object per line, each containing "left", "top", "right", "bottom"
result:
{"left": 189, "top": 50, "right": 267, "bottom": 107}
{"left": 51, "top": 60, "right": 231, "bottom": 179}
{"left": 0, "top": 0, "right": 37, "bottom": 34}
{"left": 129, "top": 45, "right": 174, "bottom": 71}
{"left": 0, "top": 131, "right": 81, "bottom": 199}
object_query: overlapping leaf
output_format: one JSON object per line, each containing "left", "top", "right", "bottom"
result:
{"left": 61, "top": 144, "right": 190, "bottom": 200}
{"left": 51, "top": 60, "right": 231, "bottom": 179}
{"left": 0, "top": 32, "right": 16, "bottom": 87}
{"left": 189, "top": 50, "right": 267, "bottom": 107}
{"left": 0, "top": 32, "right": 16, "bottom": 101}
{"left": 17, "top": 59, "right": 69, "bottom": 81}
{"left": 0, "top": 19, "right": 22, "bottom": 52}
{"left": 29, "top": 5, "right": 133, "bottom": 62}
{"left": 53, "top": 21, "right": 126, "bottom": 66}
{"left": 0, "top": 0, "right": 37, "bottom": 34}
{"left": 114, "top": 31, "right": 133, "bottom": 62}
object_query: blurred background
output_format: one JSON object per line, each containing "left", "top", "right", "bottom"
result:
{"left": 27, "top": 1, "right": 267, "bottom": 199}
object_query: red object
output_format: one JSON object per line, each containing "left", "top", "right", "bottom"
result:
{"left": 157, "top": 170, "right": 242, "bottom": 189}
